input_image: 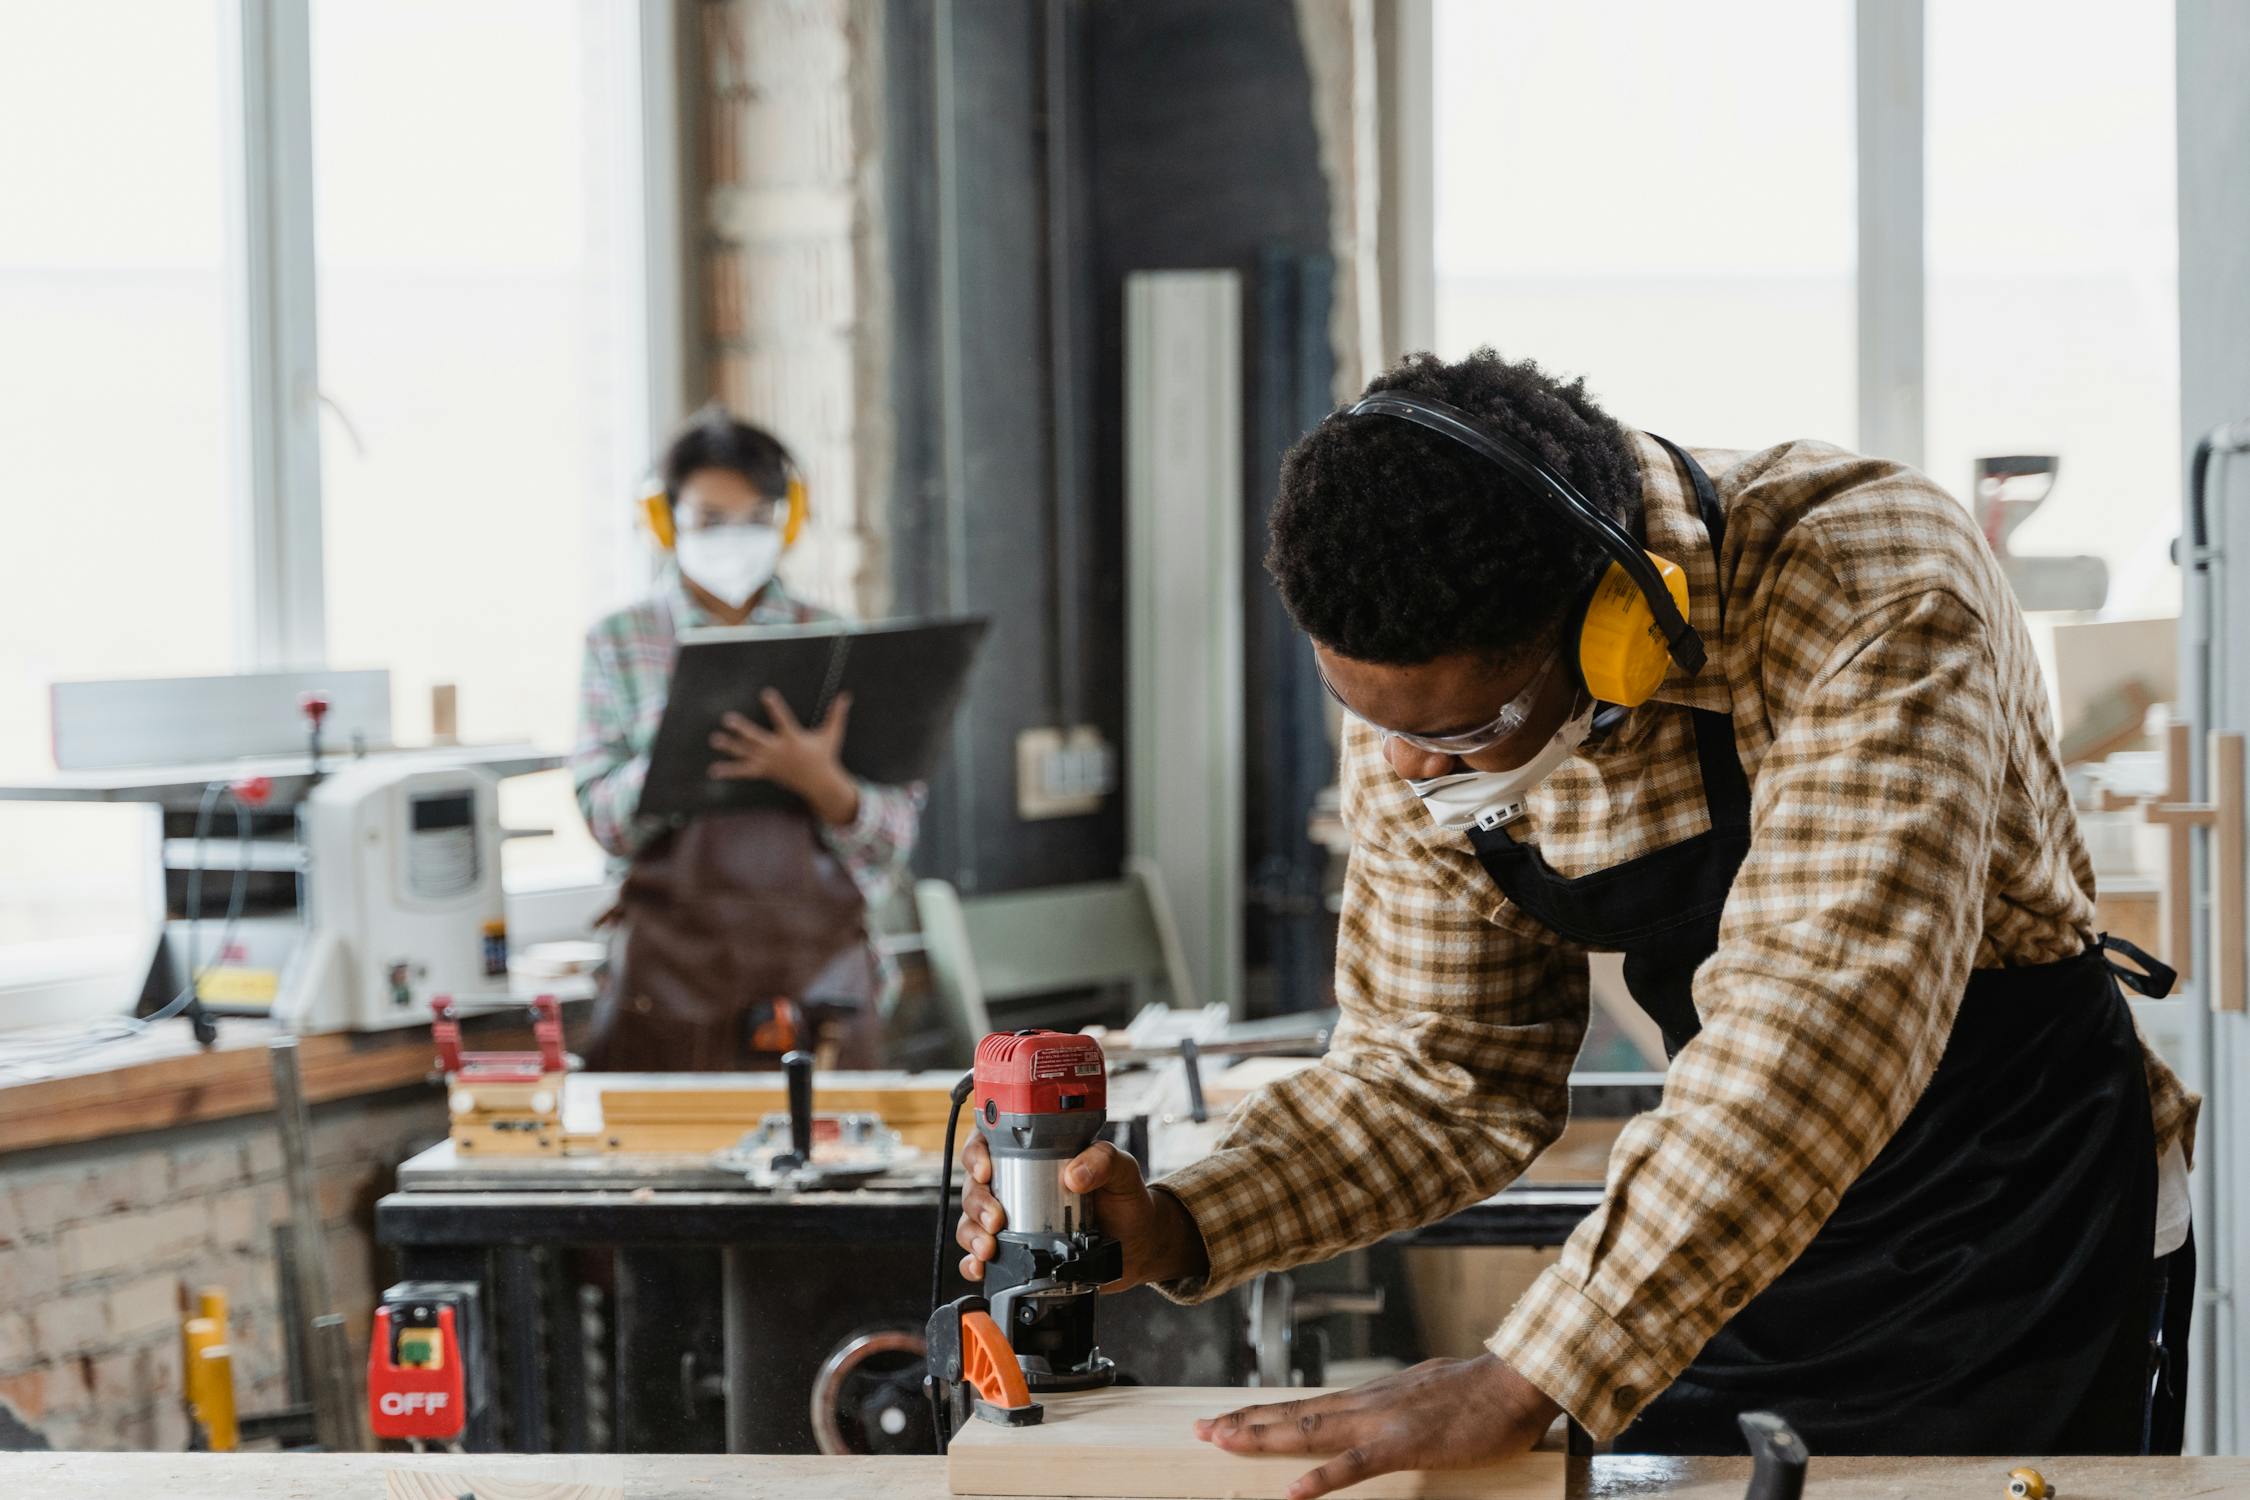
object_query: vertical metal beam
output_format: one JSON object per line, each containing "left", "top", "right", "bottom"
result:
{"left": 268, "top": 1038, "right": 342, "bottom": 1446}
{"left": 2175, "top": 0, "right": 2250, "bottom": 1452}
{"left": 636, "top": 0, "right": 690, "bottom": 440}
{"left": 1127, "top": 272, "right": 1245, "bottom": 1017}
{"left": 1043, "top": 0, "right": 1085, "bottom": 728}
{"left": 495, "top": 1243, "right": 549, "bottom": 1452}
{"left": 1375, "top": 0, "right": 1435, "bottom": 365}
{"left": 228, "top": 0, "right": 326, "bottom": 668}
{"left": 930, "top": 0, "right": 979, "bottom": 888}
{"left": 1854, "top": 0, "right": 1924, "bottom": 467}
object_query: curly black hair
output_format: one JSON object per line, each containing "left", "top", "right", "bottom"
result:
{"left": 1265, "top": 349, "right": 1641, "bottom": 666}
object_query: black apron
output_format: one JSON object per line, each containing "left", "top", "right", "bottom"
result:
{"left": 1468, "top": 440, "right": 2164, "bottom": 1455}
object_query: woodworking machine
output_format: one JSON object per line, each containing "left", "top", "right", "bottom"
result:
{"left": 927, "top": 1030, "right": 1122, "bottom": 1437}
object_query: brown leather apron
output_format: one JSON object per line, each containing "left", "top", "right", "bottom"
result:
{"left": 590, "top": 806, "right": 880, "bottom": 1072}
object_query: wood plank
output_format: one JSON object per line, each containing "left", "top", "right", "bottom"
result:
{"left": 1521, "top": 1118, "right": 1623, "bottom": 1186}
{"left": 0, "top": 1012, "right": 563, "bottom": 1155}
{"left": 600, "top": 1084, "right": 958, "bottom": 1121}
{"left": 946, "top": 1386, "right": 1561, "bottom": 1499}
{"left": 385, "top": 1468, "right": 621, "bottom": 1500}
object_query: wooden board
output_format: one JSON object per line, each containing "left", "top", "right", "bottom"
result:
{"left": 0, "top": 1010, "right": 571, "bottom": 1155}
{"left": 385, "top": 1469, "right": 621, "bottom": 1500}
{"left": 595, "top": 1080, "right": 961, "bottom": 1152}
{"left": 946, "top": 1386, "right": 1561, "bottom": 1499}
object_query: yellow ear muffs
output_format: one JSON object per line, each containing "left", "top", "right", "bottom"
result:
{"left": 781, "top": 467, "right": 808, "bottom": 547}
{"left": 641, "top": 486, "right": 675, "bottom": 550}
{"left": 640, "top": 468, "right": 804, "bottom": 550}
{"left": 1577, "top": 551, "right": 1691, "bottom": 707}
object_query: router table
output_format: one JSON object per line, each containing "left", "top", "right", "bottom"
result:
{"left": 374, "top": 1066, "right": 1644, "bottom": 1454}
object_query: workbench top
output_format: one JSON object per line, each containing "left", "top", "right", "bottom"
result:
{"left": 1, "top": 1450, "right": 2240, "bottom": 1499}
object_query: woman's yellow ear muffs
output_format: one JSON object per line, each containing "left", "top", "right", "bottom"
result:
{"left": 781, "top": 467, "right": 808, "bottom": 547}
{"left": 1576, "top": 551, "right": 1690, "bottom": 708}
{"left": 637, "top": 467, "right": 809, "bottom": 551}
{"left": 641, "top": 486, "right": 675, "bottom": 550}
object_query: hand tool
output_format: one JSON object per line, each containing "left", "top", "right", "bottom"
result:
{"left": 712, "top": 1049, "right": 911, "bottom": 1189}
{"left": 927, "top": 1030, "right": 1123, "bottom": 1442}
{"left": 1739, "top": 1411, "right": 1807, "bottom": 1500}
{"left": 2007, "top": 1469, "right": 2055, "bottom": 1500}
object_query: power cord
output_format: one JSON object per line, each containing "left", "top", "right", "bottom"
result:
{"left": 0, "top": 780, "right": 253, "bottom": 1078}
{"left": 930, "top": 1070, "right": 977, "bottom": 1315}
{"left": 927, "top": 1069, "right": 976, "bottom": 1454}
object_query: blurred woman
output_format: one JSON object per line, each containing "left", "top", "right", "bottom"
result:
{"left": 571, "top": 409, "right": 919, "bottom": 1070}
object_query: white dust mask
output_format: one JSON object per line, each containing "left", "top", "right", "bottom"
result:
{"left": 676, "top": 524, "right": 782, "bottom": 609}
{"left": 1406, "top": 695, "right": 1596, "bottom": 833}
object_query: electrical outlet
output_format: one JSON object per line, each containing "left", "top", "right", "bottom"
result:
{"left": 1016, "top": 725, "right": 1117, "bottom": 820}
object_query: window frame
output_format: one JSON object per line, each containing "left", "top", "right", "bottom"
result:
{"left": 1395, "top": 0, "right": 1929, "bottom": 465}
{"left": 234, "top": 0, "right": 688, "bottom": 673}
{"left": 0, "top": 0, "right": 684, "bottom": 1015}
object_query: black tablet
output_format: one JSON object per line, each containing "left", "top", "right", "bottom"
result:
{"left": 638, "top": 615, "right": 989, "bottom": 822}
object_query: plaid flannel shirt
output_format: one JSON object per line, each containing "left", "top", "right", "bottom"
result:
{"left": 1153, "top": 431, "right": 2199, "bottom": 1440}
{"left": 570, "top": 568, "right": 923, "bottom": 916}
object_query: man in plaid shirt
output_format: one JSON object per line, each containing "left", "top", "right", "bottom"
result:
{"left": 958, "top": 352, "right": 2196, "bottom": 1485}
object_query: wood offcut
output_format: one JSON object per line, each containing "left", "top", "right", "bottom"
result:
{"left": 945, "top": 1386, "right": 1563, "bottom": 1499}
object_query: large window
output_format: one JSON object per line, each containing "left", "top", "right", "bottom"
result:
{"left": 310, "top": 0, "right": 650, "bottom": 878}
{"left": 1431, "top": 0, "right": 2183, "bottom": 619}
{"left": 0, "top": 2, "right": 242, "bottom": 950}
{"left": 1433, "top": 0, "right": 1858, "bottom": 449}
{"left": 1926, "top": 2, "right": 2180, "bottom": 614}
{"left": 0, "top": 2, "right": 670, "bottom": 997}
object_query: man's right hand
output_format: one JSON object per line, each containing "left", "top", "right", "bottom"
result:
{"left": 954, "top": 1134, "right": 1208, "bottom": 1291}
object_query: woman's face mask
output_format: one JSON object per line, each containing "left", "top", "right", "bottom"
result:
{"left": 676, "top": 524, "right": 782, "bottom": 609}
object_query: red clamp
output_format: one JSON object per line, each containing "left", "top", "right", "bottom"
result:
{"left": 431, "top": 994, "right": 563, "bottom": 1083}
{"left": 530, "top": 994, "right": 564, "bottom": 1073}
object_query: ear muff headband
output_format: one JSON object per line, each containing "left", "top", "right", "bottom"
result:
{"left": 1341, "top": 391, "right": 1707, "bottom": 706}
{"left": 639, "top": 462, "right": 810, "bottom": 552}
{"left": 780, "top": 466, "right": 808, "bottom": 547}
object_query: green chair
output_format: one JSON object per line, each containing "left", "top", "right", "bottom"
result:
{"left": 914, "top": 857, "right": 1198, "bottom": 1054}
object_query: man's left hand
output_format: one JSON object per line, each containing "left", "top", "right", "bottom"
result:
{"left": 1194, "top": 1354, "right": 1561, "bottom": 1500}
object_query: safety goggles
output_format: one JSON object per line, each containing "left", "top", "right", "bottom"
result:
{"left": 1318, "top": 648, "right": 1566, "bottom": 756}
{"left": 676, "top": 499, "right": 785, "bottom": 533}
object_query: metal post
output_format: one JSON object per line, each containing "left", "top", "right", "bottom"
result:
{"left": 269, "top": 1037, "right": 350, "bottom": 1447}
{"left": 312, "top": 1314, "right": 369, "bottom": 1452}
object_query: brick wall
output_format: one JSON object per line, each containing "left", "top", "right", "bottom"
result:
{"left": 0, "top": 1089, "right": 445, "bottom": 1451}
{"left": 700, "top": 0, "right": 890, "bottom": 617}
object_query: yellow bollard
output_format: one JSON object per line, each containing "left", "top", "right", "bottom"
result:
{"left": 198, "top": 1346, "right": 239, "bottom": 1453}
{"left": 197, "top": 1286, "right": 228, "bottom": 1330}
{"left": 181, "top": 1316, "right": 222, "bottom": 1447}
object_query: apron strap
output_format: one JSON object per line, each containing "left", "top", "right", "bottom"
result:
{"left": 2099, "top": 932, "right": 2178, "bottom": 998}
{"left": 1649, "top": 433, "right": 1727, "bottom": 587}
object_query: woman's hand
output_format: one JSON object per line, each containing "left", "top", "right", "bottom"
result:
{"left": 1195, "top": 1354, "right": 1562, "bottom": 1500}
{"left": 709, "top": 689, "right": 860, "bottom": 826}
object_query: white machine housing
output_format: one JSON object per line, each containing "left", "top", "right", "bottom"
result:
{"left": 284, "top": 759, "right": 508, "bottom": 1033}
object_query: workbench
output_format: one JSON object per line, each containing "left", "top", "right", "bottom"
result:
{"left": 5, "top": 1450, "right": 2244, "bottom": 1499}
{"left": 373, "top": 1074, "right": 1632, "bottom": 1455}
